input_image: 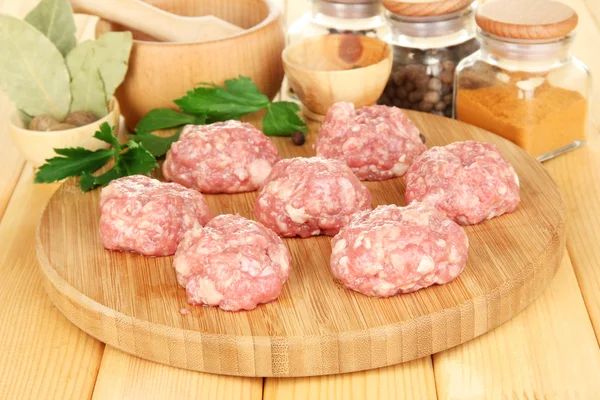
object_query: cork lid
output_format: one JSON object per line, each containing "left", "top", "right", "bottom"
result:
{"left": 476, "top": 0, "right": 578, "bottom": 40}
{"left": 383, "top": 0, "right": 474, "bottom": 17}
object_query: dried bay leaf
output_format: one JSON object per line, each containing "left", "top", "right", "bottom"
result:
{"left": 95, "top": 32, "right": 133, "bottom": 103}
{"left": 25, "top": 0, "right": 76, "bottom": 57}
{"left": 0, "top": 15, "right": 71, "bottom": 120}
{"left": 66, "top": 31, "right": 133, "bottom": 112}
{"left": 69, "top": 63, "right": 108, "bottom": 117}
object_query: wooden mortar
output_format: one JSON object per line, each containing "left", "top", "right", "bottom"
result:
{"left": 95, "top": 0, "right": 285, "bottom": 129}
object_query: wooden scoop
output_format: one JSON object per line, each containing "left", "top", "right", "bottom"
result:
{"left": 70, "top": 0, "right": 244, "bottom": 43}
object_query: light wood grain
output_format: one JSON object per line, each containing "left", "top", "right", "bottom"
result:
{"left": 476, "top": 0, "right": 578, "bottom": 40}
{"left": 0, "top": 0, "right": 599, "bottom": 398}
{"left": 433, "top": 254, "right": 600, "bottom": 398}
{"left": 92, "top": 346, "right": 262, "bottom": 400}
{"left": 71, "top": 0, "right": 243, "bottom": 43}
{"left": 0, "top": 94, "right": 24, "bottom": 221}
{"left": 0, "top": 0, "right": 31, "bottom": 220}
{"left": 264, "top": 356, "right": 437, "bottom": 400}
{"left": 37, "top": 112, "right": 565, "bottom": 377}
{"left": 543, "top": 0, "right": 600, "bottom": 342}
{"left": 0, "top": 167, "right": 104, "bottom": 399}
{"left": 95, "top": 0, "right": 285, "bottom": 129}
{"left": 583, "top": 0, "right": 600, "bottom": 34}
{"left": 383, "top": 0, "right": 473, "bottom": 17}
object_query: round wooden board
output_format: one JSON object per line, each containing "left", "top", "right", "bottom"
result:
{"left": 36, "top": 111, "right": 565, "bottom": 377}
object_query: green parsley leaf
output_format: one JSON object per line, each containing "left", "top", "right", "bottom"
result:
{"left": 79, "top": 167, "right": 121, "bottom": 191}
{"left": 135, "top": 108, "right": 204, "bottom": 133}
{"left": 120, "top": 141, "right": 158, "bottom": 175}
{"left": 94, "top": 121, "right": 122, "bottom": 152}
{"left": 263, "top": 101, "right": 308, "bottom": 136}
{"left": 130, "top": 128, "right": 182, "bottom": 158}
{"left": 34, "top": 147, "right": 113, "bottom": 183}
{"left": 174, "top": 75, "right": 269, "bottom": 122}
{"left": 79, "top": 140, "right": 157, "bottom": 191}
{"left": 36, "top": 122, "right": 159, "bottom": 191}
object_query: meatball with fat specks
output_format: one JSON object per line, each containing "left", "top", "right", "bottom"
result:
{"left": 174, "top": 214, "right": 291, "bottom": 312}
{"left": 405, "top": 140, "right": 520, "bottom": 225}
{"left": 254, "top": 157, "right": 372, "bottom": 238}
{"left": 330, "top": 203, "right": 469, "bottom": 297}
{"left": 316, "top": 102, "right": 426, "bottom": 181}
{"left": 99, "top": 175, "right": 212, "bottom": 256}
{"left": 163, "top": 121, "right": 279, "bottom": 193}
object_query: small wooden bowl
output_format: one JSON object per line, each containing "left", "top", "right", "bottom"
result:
{"left": 8, "top": 98, "right": 120, "bottom": 168}
{"left": 283, "top": 34, "right": 393, "bottom": 120}
{"left": 95, "top": 0, "right": 285, "bottom": 129}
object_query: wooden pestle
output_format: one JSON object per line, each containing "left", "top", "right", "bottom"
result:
{"left": 70, "top": 0, "right": 243, "bottom": 43}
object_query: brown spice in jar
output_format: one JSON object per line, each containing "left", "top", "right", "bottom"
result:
{"left": 456, "top": 81, "right": 588, "bottom": 158}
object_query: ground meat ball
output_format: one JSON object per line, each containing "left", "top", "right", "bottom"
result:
{"left": 330, "top": 203, "right": 469, "bottom": 297}
{"left": 173, "top": 214, "right": 291, "bottom": 311}
{"left": 99, "top": 175, "right": 212, "bottom": 256}
{"left": 254, "top": 157, "right": 372, "bottom": 238}
{"left": 315, "top": 102, "right": 426, "bottom": 181}
{"left": 405, "top": 140, "right": 520, "bottom": 225}
{"left": 162, "top": 121, "right": 279, "bottom": 193}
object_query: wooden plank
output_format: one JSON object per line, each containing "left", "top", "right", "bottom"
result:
{"left": 0, "top": 3, "right": 105, "bottom": 398}
{"left": 583, "top": 0, "right": 600, "bottom": 36}
{"left": 92, "top": 347, "right": 263, "bottom": 400}
{"left": 433, "top": 255, "right": 600, "bottom": 398}
{"left": 542, "top": 0, "right": 600, "bottom": 343}
{"left": 545, "top": 127, "right": 600, "bottom": 342}
{"left": 263, "top": 357, "right": 437, "bottom": 400}
{"left": 0, "top": 94, "right": 25, "bottom": 220}
{"left": 0, "top": 2, "right": 30, "bottom": 220}
{"left": 434, "top": 1, "right": 600, "bottom": 395}
{"left": 0, "top": 167, "right": 104, "bottom": 399}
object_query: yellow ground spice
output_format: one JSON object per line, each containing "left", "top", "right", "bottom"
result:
{"left": 456, "top": 81, "right": 588, "bottom": 158}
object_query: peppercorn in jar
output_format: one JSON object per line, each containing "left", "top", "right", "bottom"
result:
{"left": 378, "top": 0, "right": 479, "bottom": 116}
{"left": 454, "top": 0, "right": 590, "bottom": 161}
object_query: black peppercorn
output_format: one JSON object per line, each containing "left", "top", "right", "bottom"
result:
{"left": 291, "top": 131, "right": 305, "bottom": 146}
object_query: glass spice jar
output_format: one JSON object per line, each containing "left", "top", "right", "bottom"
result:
{"left": 378, "top": 0, "right": 479, "bottom": 117}
{"left": 454, "top": 0, "right": 590, "bottom": 161}
{"left": 286, "top": 0, "right": 389, "bottom": 99}
{"left": 287, "top": 0, "right": 389, "bottom": 42}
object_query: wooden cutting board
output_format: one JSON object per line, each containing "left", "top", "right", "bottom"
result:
{"left": 36, "top": 111, "right": 565, "bottom": 377}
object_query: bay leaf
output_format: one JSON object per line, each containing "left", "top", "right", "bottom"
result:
{"left": 68, "top": 62, "right": 108, "bottom": 117}
{"left": 66, "top": 32, "right": 133, "bottom": 108}
{"left": 25, "top": 0, "right": 76, "bottom": 57}
{"left": 0, "top": 15, "right": 71, "bottom": 120}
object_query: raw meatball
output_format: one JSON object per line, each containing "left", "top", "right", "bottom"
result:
{"left": 173, "top": 214, "right": 291, "bottom": 311}
{"left": 163, "top": 121, "right": 279, "bottom": 193}
{"left": 330, "top": 203, "right": 469, "bottom": 297}
{"left": 316, "top": 102, "right": 426, "bottom": 181}
{"left": 405, "top": 140, "right": 520, "bottom": 225}
{"left": 254, "top": 157, "right": 372, "bottom": 238}
{"left": 99, "top": 175, "right": 212, "bottom": 256}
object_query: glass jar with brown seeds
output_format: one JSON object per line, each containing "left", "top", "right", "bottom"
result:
{"left": 378, "top": 0, "right": 479, "bottom": 117}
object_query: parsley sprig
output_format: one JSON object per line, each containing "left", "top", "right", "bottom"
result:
{"left": 130, "top": 76, "right": 307, "bottom": 157}
{"left": 35, "top": 122, "right": 157, "bottom": 191}
{"left": 35, "top": 76, "right": 307, "bottom": 191}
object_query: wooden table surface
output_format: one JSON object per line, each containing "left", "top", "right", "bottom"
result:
{"left": 1, "top": 0, "right": 599, "bottom": 398}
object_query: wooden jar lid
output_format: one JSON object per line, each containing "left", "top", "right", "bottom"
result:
{"left": 476, "top": 0, "right": 578, "bottom": 40}
{"left": 383, "top": 0, "right": 474, "bottom": 17}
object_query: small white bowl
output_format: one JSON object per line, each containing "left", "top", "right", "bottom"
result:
{"left": 8, "top": 98, "right": 121, "bottom": 167}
